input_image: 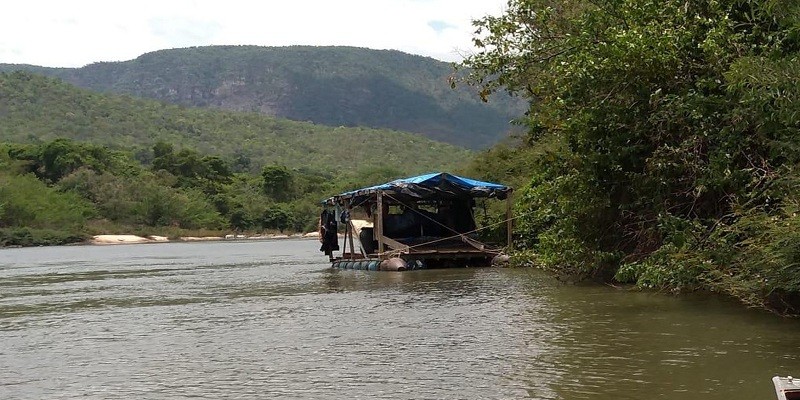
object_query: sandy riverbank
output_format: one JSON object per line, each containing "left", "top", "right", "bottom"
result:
{"left": 90, "top": 232, "right": 320, "bottom": 245}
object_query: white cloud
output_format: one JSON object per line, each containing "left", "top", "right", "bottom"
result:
{"left": 0, "top": 0, "right": 506, "bottom": 67}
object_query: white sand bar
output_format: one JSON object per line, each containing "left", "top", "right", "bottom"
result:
{"left": 91, "top": 235, "right": 152, "bottom": 244}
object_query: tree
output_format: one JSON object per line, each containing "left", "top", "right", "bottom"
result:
{"left": 151, "top": 143, "right": 232, "bottom": 194}
{"left": 231, "top": 150, "right": 252, "bottom": 173}
{"left": 24, "top": 138, "right": 130, "bottom": 183}
{"left": 0, "top": 171, "right": 93, "bottom": 229}
{"left": 461, "top": 0, "right": 800, "bottom": 311}
{"left": 261, "top": 165, "right": 293, "bottom": 202}
{"left": 152, "top": 141, "right": 175, "bottom": 160}
{"left": 229, "top": 208, "right": 253, "bottom": 232}
{"left": 262, "top": 204, "right": 294, "bottom": 233}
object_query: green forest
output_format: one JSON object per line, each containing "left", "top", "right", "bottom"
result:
{"left": 0, "top": 72, "right": 469, "bottom": 247}
{"left": 459, "top": 0, "right": 800, "bottom": 314}
{"left": 0, "top": 71, "right": 470, "bottom": 173}
{"left": 0, "top": 137, "right": 439, "bottom": 246}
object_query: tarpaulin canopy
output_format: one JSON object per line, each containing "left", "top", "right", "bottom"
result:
{"left": 323, "top": 172, "right": 512, "bottom": 206}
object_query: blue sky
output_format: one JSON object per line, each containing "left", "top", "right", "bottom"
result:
{"left": 1, "top": 0, "right": 507, "bottom": 67}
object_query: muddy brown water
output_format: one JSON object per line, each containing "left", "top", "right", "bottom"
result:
{"left": 1, "top": 239, "right": 798, "bottom": 399}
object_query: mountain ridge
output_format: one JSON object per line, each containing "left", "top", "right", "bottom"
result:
{"left": 0, "top": 45, "right": 524, "bottom": 149}
{"left": 0, "top": 71, "right": 471, "bottom": 175}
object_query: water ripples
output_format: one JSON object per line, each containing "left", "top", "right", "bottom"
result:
{"left": 2, "top": 240, "right": 800, "bottom": 399}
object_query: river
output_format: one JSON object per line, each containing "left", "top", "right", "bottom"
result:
{"left": 1, "top": 239, "right": 798, "bottom": 399}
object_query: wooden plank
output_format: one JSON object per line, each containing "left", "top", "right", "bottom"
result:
{"left": 376, "top": 191, "right": 384, "bottom": 255}
{"left": 409, "top": 249, "right": 489, "bottom": 254}
{"left": 380, "top": 235, "right": 410, "bottom": 252}
{"left": 345, "top": 201, "right": 355, "bottom": 256}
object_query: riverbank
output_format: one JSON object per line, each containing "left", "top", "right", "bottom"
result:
{"left": 89, "top": 232, "right": 320, "bottom": 245}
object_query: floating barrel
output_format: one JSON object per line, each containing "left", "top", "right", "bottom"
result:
{"left": 408, "top": 259, "right": 425, "bottom": 270}
{"left": 367, "top": 260, "right": 379, "bottom": 271}
{"left": 491, "top": 254, "right": 511, "bottom": 266}
{"left": 332, "top": 258, "right": 396, "bottom": 271}
{"left": 380, "top": 257, "right": 408, "bottom": 271}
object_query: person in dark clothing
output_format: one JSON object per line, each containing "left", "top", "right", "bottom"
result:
{"left": 319, "top": 209, "right": 339, "bottom": 257}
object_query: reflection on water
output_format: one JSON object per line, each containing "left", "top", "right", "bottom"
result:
{"left": 1, "top": 239, "right": 799, "bottom": 399}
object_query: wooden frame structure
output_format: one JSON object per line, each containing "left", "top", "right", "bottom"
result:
{"left": 323, "top": 173, "right": 513, "bottom": 271}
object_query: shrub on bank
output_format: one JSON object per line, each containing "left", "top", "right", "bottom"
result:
{"left": 0, "top": 227, "right": 87, "bottom": 247}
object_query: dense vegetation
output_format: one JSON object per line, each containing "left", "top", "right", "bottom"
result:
{"left": 0, "top": 72, "right": 471, "bottom": 246}
{"left": 0, "top": 46, "right": 525, "bottom": 149}
{"left": 460, "top": 0, "right": 800, "bottom": 314}
{"left": 0, "top": 137, "right": 424, "bottom": 246}
{"left": 0, "top": 72, "right": 469, "bottom": 174}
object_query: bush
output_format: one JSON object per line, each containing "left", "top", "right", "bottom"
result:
{"left": 0, "top": 172, "right": 93, "bottom": 229}
{"left": 0, "top": 227, "right": 87, "bottom": 247}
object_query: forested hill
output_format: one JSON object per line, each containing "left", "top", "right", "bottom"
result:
{"left": 0, "top": 71, "right": 470, "bottom": 174}
{"left": 0, "top": 46, "right": 524, "bottom": 149}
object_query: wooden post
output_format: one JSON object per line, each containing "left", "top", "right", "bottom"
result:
{"left": 376, "top": 191, "right": 385, "bottom": 256}
{"left": 335, "top": 204, "right": 343, "bottom": 258}
{"left": 345, "top": 201, "right": 355, "bottom": 258}
{"left": 506, "top": 191, "right": 513, "bottom": 250}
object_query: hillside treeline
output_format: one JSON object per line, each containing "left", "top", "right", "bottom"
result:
{"left": 0, "top": 138, "right": 408, "bottom": 246}
{"left": 462, "top": 0, "right": 800, "bottom": 314}
{"left": 0, "top": 71, "right": 474, "bottom": 246}
{"left": 0, "top": 71, "right": 470, "bottom": 175}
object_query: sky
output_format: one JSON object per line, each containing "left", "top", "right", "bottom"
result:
{"left": 0, "top": 0, "right": 507, "bottom": 68}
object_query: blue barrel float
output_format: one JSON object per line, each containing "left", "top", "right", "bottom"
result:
{"left": 333, "top": 257, "right": 411, "bottom": 271}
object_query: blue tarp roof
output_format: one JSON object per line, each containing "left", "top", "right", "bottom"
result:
{"left": 324, "top": 172, "right": 512, "bottom": 205}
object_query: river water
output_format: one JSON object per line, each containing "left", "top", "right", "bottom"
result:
{"left": 1, "top": 239, "right": 798, "bottom": 399}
